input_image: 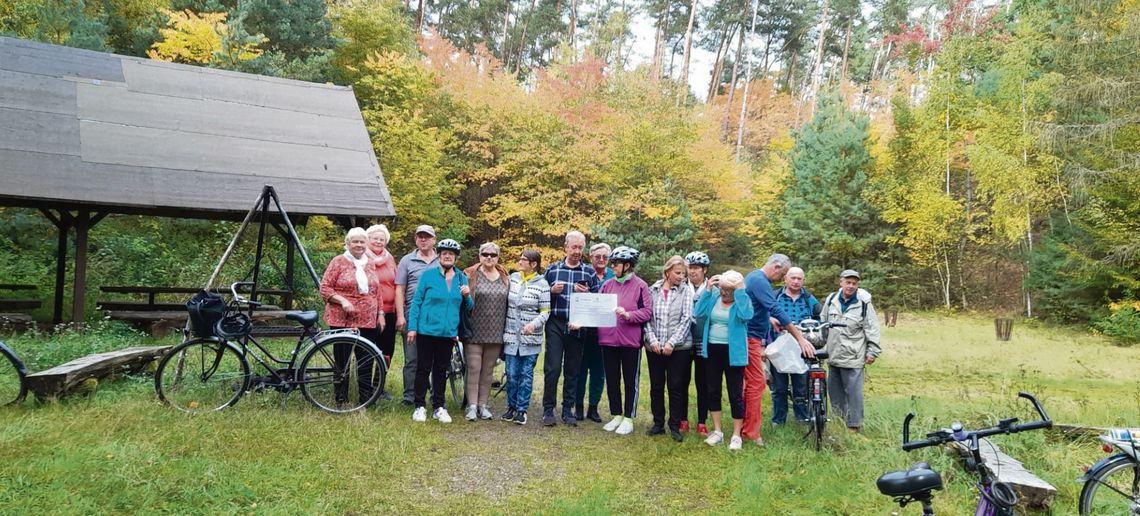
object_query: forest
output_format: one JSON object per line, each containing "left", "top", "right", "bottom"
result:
{"left": 0, "top": 0, "right": 1136, "bottom": 341}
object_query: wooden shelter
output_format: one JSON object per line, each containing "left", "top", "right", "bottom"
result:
{"left": 0, "top": 36, "right": 395, "bottom": 323}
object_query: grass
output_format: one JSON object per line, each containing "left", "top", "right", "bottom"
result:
{"left": 0, "top": 313, "right": 1137, "bottom": 514}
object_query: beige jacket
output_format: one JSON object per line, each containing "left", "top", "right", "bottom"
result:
{"left": 820, "top": 288, "right": 882, "bottom": 369}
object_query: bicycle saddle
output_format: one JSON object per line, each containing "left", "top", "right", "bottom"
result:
{"left": 286, "top": 311, "right": 318, "bottom": 327}
{"left": 876, "top": 462, "right": 943, "bottom": 497}
{"left": 810, "top": 350, "right": 829, "bottom": 361}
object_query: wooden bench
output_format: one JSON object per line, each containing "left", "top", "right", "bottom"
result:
{"left": 949, "top": 438, "right": 1057, "bottom": 509}
{"left": 99, "top": 286, "right": 293, "bottom": 311}
{"left": 107, "top": 310, "right": 297, "bottom": 337}
{"left": 25, "top": 346, "right": 172, "bottom": 400}
{"left": 0, "top": 283, "right": 42, "bottom": 314}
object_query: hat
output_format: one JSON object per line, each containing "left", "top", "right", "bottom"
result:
{"left": 840, "top": 269, "right": 861, "bottom": 279}
{"left": 414, "top": 224, "right": 436, "bottom": 237}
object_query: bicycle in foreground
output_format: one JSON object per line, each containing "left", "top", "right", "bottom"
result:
{"left": 0, "top": 340, "right": 28, "bottom": 406}
{"left": 876, "top": 391, "right": 1052, "bottom": 515}
{"left": 155, "top": 282, "right": 386, "bottom": 414}
{"left": 789, "top": 319, "right": 846, "bottom": 451}
{"left": 1078, "top": 426, "right": 1140, "bottom": 515}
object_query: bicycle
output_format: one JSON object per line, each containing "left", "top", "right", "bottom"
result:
{"left": 876, "top": 391, "right": 1052, "bottom": 515}
{"left": 447, "top": 339, "right": 466, "bottom": 408}
{"left": 789, "top": 319, "right": 846, "bottom": 451}
{"left": 155, "top": 282, "right": 386, "bottom": 414}
{"left": 0, "top": 340, "right": 28, "bottom": 406}
{"left": 1078, "top": 427, "right": 1140, "bottom": 515}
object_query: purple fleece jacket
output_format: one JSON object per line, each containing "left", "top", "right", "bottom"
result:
{"left": 597, "top": 273, "right": 653, "bottom": 348}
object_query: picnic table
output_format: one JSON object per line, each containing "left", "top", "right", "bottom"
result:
{"left": 98, "top": 286, "right": 295, "bottom": 336}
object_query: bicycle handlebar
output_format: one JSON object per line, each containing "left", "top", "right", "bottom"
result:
{"left": 901, "top": 392, "right": 1052, "bottom": 451}
{"left": 791, "top": 320, "right": 847, "bottom": 331}
{"left": 229, "top": 282, "right": 263, "bottom": 307}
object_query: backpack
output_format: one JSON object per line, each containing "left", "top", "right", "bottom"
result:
{"left": 822, "top": 291, "right": 869, "bottom": 321}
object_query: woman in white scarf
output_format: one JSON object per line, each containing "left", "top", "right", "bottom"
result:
{"left": 319, "top": 227, "right": 384, "bottom": 405}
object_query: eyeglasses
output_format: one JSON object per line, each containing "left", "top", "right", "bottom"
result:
{"left": 481, "top": 253, "right": 499, "bottom": 258}
{"left": 591, "top": 254, "right": 609, "bottom": 260}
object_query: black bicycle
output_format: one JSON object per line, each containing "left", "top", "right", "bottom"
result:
{"left": 791, "top": 319, "right": 846, "bottom": 451}
{"left": 877, "top": 392, "right": 1052, "bottom": 515}
{"left": 155, "top": 282, "right": 386, "bottom": 414}
{"left": 0, "top": 340, "right": 28, "bottom": 406}
{"left": 447, "top": 340, "right": 466, "bottom": 408}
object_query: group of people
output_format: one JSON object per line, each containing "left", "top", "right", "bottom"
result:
{"left": 320, "top": 226, "right": 882, "bottom": 449}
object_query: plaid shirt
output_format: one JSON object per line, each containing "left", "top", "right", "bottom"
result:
{"left": 646, "top": 280, "right": 695, "bottom": 350}
{"left": 775, "top": 287, "right": 820, "bottom": 324}
{"left": 544, "top": 259, "right": 600, "bottom": 321}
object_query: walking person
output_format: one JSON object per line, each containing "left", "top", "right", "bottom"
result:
{"left": 820, "top": 269, "right": 881, "bottom": 432}
{"left": 684, "top": 251, "right": 712, "bottom": 436}
{"left": 407, "top": 239, "right": 472, "bottom": 424}
{"left": 501, "top": 249, "right": 551, "bottom": 425}
{"left": 742, "top": 254, "right": 816, "bottom": 446}
{"left": 694, "top": 270, "right": 753, "bottom": 450}
{"left": 645, "top": 255, "right": 695, "bottom": 442}
{"left": 365, "top": 224, "right": 397, "bottom": 401}
{"left": 768, "top": 266, "right": 821, "bottom": 425}
{"left": 541, "top": 231, "right": 601, "bottom": 427}
{"left": 574, "top": 242, "right": 612, "bottom": 422}
{"left": 394, "top": 225, "right": 439, "bottom": 405}
{"left": 462, "top": 242, "right": 510, "bottom": 421}
{"left": 598, "top": 246, "right": 653, "bottom": 436}
{"left": 319, "top": 227, "right": 383, "bottom": 405}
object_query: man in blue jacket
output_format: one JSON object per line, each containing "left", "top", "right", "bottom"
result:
{"left": 768, "top": 266, "right": 821, "bottom": 425}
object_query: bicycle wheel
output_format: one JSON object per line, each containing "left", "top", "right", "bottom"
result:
{"left": 155, "top": 338, "right": 249, "bottom": 413}
{"left": 0, "top": 343, "right": 28, "bottom": 406}
{"left": 1078, "top": 454, "right": 1140, "bottom": 515}
{"left": 812, "top": 399, "right": 826, "bottom": 451}
{"left": 299, "top": 336, "right": 383, "bottom": 413}
{"left": 449, "top": 341, "right": 466, "bottom": 408}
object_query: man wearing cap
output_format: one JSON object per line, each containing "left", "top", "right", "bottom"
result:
{"left": 819, "top": 269, "right": 881, "bottom": 432}
{"left": 394, "top": 225, "right": 440, "bottom": 405}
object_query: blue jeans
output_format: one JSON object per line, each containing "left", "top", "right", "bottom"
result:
{"left": 506, "top": 353, "right": 539, "bottom": 413}
{"left": 770, "top": 371, "right": 809, "bottom": 424}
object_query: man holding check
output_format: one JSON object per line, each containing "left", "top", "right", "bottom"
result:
{"left": 542, "top": 231, "right": 601, "bottom": 427}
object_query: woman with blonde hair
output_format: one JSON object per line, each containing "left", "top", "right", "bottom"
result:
{"left": 644, "top": 255, "right": 695, "bottom": 442}
{"left": 365, "top": 224, "right": 397, "bottom": 400}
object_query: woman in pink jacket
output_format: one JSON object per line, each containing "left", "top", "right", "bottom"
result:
{"left": 597, "top": 246, "right": 653, "bottom": 436}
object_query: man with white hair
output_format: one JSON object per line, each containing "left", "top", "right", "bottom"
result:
{"left": 741, "top": 254, "right": 815, "bottom": 445}
{"left": 541, "top": 231, "right": 601, "bottom": 427}
{"left": 820, "top": 269, "right": 881, "bottom": 432}
{"left": 768, "top": 266, "right": 821, "bottom": 425}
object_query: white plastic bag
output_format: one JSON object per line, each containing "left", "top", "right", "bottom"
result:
{"left": 766, "top": 332, "right": 808, "bottom": 374}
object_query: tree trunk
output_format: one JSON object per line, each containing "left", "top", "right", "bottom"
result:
{"left": 840, "top": 17, "right": 852, "bottom": 84}
{"left": 651, "top": 1, "right": 668, "bottom": 80}
{"left": 784, "top": 48, "right": 798, "bottom": 93}
{"left": 514, "top": 0, "right": 538, "bottom": 74}
{"left": 678, "top": 0, "right": 699, "bottom": 103}
{"left": 416, "top": 0, "right": 425, "bottom": 31}
{"left": 722, "top": 28, "right": 745, "bottom": 140}
{"left": 706, "top": 25, "right": 734, "bottom": 103}
{"left": 807, "top": 0, "right": 831, "bottom": 109}
{"left": 735, "top": 0, "right": 760, "bottom": 160}
{"left": 502, "top": 0, "right": 513, "bottom": 63}
{"left": 569, "top": 0, "right": 578, "bottom": 51}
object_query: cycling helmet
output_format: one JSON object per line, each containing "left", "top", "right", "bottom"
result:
{"left": 610, "top": 246, "right": 638, "bottom": 265}
{"left": 214, "top": 312, "right": 252, "bottom": 340}
{"left": 685, "top": 251, "right": 710, "bottom": 267}
{"left": 436, "top": 239, "right": 462, "bottom": 255}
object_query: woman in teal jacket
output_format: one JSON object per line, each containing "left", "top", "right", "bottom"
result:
{"left": 694, "top": 270, "right": 753, "bottom": 450}
{"left": 408, "top": 239, "right": 473, "bottom": 424}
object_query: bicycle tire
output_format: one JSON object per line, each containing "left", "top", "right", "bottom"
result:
{"left": 1078, "top": 454, "right": 1140, "bottom": 515}
{"left": 298, "top": 336, "right": 383, "bottom": 414}
{"left": 449, "top": 342, "right": 466, "bottom": 408}
{"left": 0, "top": 343, "right": 28, "bottom": 406}
{"left": 155, "top": 338, "right": 249, "bottom": 413}
{"left": 813, "top": 399, "right": 825, "bottom": 451}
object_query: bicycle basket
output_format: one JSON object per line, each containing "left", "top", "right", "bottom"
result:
{"left": 186, "top": 290, "right": 226, "bottom": 338}
{"left": 214, "top": 312, "right": 252, "bottom": 340}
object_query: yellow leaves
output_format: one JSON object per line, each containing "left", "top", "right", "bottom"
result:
{"left": 146, "top": 9, "right": 264, "bottom": 65}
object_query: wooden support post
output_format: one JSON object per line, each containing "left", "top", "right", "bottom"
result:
{"left": 284, "top": 233, "right": 296, "bottom": 310}
{"left": 71, "top": 210, "right": 90, "bottom": 324}
{"left": 41, "top": 209, "right": 72, "bottom": 324}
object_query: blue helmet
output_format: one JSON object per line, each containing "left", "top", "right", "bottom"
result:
{"left": 685, "top": 251, "right": 710, "bottom": 267}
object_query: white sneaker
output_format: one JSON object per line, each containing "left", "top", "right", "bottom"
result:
{"left": 603, "top": 415, "right": 623, "bottom": 432}
{"left": 728, "top": 435, "right": 743, "bottom": 450}
{"left": 479, "top": 405, "right": 493, "bottom": 420}
{"left": 412, "top": 407, "right": 427, "bottom": 422}
{"left": 615, "top": 417, "right": 634, "bottom": 435}
{"left": 753, "top": 437, "right": 765, "bottom": 447}
{"left": 465, "top": 405, "right": 478, "bottom": 421}
{"left": 433, "top": 407, "right": 452, "bottom": 423}
{"left": 705, "top": 430, "right": 724, "bottom": 446}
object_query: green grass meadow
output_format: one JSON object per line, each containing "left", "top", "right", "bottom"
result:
{"left": 1, "top": 314, "right": 1138, "bottom": 514}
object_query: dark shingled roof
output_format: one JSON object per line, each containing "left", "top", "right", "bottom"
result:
{"left": 0, "top": 36, "right": 394, "bottom": 220}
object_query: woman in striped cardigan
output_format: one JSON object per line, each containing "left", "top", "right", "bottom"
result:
{"left": 500, "top": 249, "right": 551, "bottom": 425}
{"left": 644, "top": 255, "right": 695, "bottom": 442}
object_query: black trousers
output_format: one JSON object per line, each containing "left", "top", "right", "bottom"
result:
{"left": 543, "top": 317, "right": 584, "bottom": 414}
{"left": 414, "top": 335, "right": 453, "bottom": 410}
{"left": 692, "top": 352, "right": 709, "bottom": 424}
{"left": 704, "top": 345, "right": 745, "bottom": 419}
{"left": 647, "top": 348, "right": 692, "bottom": 429}
{"left": 603, "top": 345, "right": 641, "bottom": 418}
{"left": 373, "top": 313, "right": 397, "bottom": 393}
{"left": 331, "top": 326, "right": 381, "bottom": 403}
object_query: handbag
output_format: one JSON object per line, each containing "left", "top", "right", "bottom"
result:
{"left": 186, "top": 290, "right": 226, "bottom": 338}
{"left": 458, "top": 299, "right": 474, "bottom": 341}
